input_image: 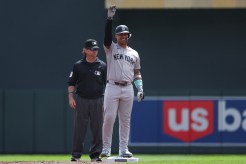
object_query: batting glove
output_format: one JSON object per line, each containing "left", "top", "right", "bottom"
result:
{"left": 137, "top": 91, "right": 144, "bottom": 102}
{"left": 108, "top": 5, "right": 116, "bottom": 19}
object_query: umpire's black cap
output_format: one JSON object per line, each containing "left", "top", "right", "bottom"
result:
{"left": 84, "top": 39, "right": 99, "bottom": 50}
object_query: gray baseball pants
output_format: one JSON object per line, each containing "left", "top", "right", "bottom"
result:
{"left": 102, "top": 83, "right": 134, "bottom": 151}
{"left": 72, "top": 96, "right": 103, "bottom": 159}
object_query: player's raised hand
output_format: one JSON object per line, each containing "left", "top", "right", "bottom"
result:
{"left": 108, "top": 5, "right": 116, "bottom": 19}
{"left": 137, "top": 91, "right": 144, "bottom": 102}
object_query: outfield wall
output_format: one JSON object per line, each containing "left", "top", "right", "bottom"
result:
{"left": 2, "top": 0, "right": 246, "bottom": 154}
{"left": 1, "top": 90, "right": 246, "bottom": 154}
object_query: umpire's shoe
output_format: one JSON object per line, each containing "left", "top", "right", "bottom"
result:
{"left": 100, "top": 148, "right": 111, "bottom": 157}
{"left": 119, "top": 149, "right": 133, "bottom": 158}
{"left": 91, "top": 157, "right": 102, "bottom": 162}
{"left": 71, "top": 157, "right": 81, "bottom": 162}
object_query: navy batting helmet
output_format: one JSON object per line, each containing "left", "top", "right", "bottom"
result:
{"left": 115, "top": 25, "right": 131, "bottom": 35}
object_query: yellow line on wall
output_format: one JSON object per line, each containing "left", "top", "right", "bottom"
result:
{"left": 105, "top": 0, "right": 246, "bottom": 9}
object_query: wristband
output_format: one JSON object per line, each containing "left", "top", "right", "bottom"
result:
{"left": 134, "top": 79, "right": 143, "bottom": 92}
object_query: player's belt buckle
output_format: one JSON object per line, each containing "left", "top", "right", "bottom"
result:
{"left": 114, "top": 82, "right": 128, "bottom": 86}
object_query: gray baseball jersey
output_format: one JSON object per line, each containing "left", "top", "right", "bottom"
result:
{"left": 104, "top": 42, "right": 141, "bottom": 82}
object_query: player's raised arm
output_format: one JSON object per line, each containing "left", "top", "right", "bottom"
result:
{"left": 104, "top": 6, "right": 116, "bottom": 48}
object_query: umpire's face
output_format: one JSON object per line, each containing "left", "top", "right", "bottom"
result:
{"left": 84, "top": 48, "right": 98, "bottom": 61}
{"left": 116, "top": 33, "right": 129, "bottom": 47}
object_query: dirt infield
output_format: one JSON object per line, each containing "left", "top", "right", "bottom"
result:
{"left": 0, "top": 162, "right": 115, "bottom": 164}
{"left": 0, "top": 162, "right": 85, "bottom": 164}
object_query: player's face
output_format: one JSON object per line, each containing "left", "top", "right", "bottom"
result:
{"left": 116, "top": 33, "right": 129, "bottom": 47}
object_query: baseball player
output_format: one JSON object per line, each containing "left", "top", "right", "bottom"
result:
{"left": 100, "top": 6, "right": 144, "bottom": 158}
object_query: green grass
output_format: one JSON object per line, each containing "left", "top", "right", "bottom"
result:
{"left": 1, "top": 154, "right": 246, "bottom": 163}
{"left": 0, "top": 154, "right": 71, "bottom": 162}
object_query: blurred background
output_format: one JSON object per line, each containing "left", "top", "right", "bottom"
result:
{"left": 1, "top": 0, "right": 246, "bottom": 154}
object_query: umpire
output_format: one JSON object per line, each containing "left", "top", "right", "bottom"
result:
{"left": 68, "top": 39, "right": 107, "bottom": 162}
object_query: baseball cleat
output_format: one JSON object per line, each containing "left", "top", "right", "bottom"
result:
{"left": 100, "top": 148, "right": 111, "bottom": 158}
{"left": 119, "top": 149, "right": 133, "bottom": 158}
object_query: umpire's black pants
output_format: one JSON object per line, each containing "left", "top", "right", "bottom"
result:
{"left": 72, "top": 96, "right": 103, "bottom": 159}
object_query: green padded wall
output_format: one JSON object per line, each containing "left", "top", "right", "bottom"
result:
{"left": 4, "top": 90, "right": 34, "bottom": 153}
{"left": 0, "top": 90, "right": 3, "bottom": 153}
{"left": 35, "top": 90, "right": 66, "bottom": 153}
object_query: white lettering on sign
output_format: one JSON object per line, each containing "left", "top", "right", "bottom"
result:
{"left": 218, "top": 100, "right": 246, "bottom": 132}
{"left": 191, "top": 108, "right": 208, "bottom": 132}
{"left": 168, "top": 107, "right": 208, "bottom": 132}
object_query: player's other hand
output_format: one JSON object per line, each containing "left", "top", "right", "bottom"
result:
{"left": 108, "top": 5, "right": 116, "bottom": 19}
{"left": 137, "top": 91, "right": 144, "bottom": 102}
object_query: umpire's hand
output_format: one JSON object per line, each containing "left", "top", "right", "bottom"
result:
{"left": 69, "top": 97, "right": 76, "bottom": 109}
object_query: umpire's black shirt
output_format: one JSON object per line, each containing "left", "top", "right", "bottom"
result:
{"left": 68, "top": 57, "right": 107, "bottom": 99}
